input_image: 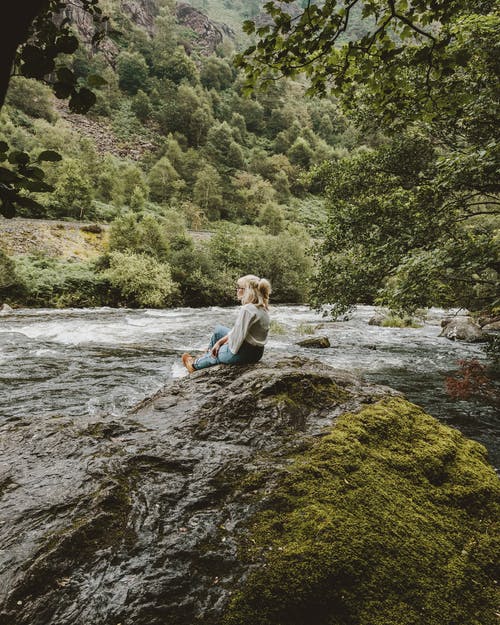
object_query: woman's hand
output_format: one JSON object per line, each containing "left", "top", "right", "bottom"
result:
{"left": 211, "top": 335, "right": 228, "bottom": 357}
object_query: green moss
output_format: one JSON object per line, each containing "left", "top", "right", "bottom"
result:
{"left": 223, "top": 398, "right": 500, "bottom": 625}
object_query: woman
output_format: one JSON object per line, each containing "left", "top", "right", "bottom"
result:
{"left": 182, "top": 274, "right": 271, "bottom": 373}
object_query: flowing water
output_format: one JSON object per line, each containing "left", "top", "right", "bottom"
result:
{"left": 0, "top": 305, "right": 498, "bottom": 467}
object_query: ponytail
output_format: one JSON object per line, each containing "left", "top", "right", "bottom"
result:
{"left": 239, "top": 274, "right": 271, "bottom": 309}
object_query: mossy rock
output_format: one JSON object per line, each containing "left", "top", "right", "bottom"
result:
{"left": 223, "top": 397, "right": 499, "bottom": 625}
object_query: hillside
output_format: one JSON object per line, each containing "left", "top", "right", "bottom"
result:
{"left": 0, "top": 219, "right": 109, "bottom": 260}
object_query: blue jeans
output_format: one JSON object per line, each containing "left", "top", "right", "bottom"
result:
{"left": 193, "top": 325, "right": 264, "bottom": 370}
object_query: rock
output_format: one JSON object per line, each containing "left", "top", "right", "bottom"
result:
{"left": 0, "top": 303, "right": 13, "bottom": 314}
{"left": 0, "top": 357, "right": 497, "bottom": 625}
{"left": 368, "top": 312, "right": 387, "bottom": 326}
{"left": 296, "top": 336, "right": 331, "bottom": 348}
{"left": 482, "top": 320, "right": 500, "bottom": 332}
{"left": 439, "top": 317, "right": 485, "bottom": 342}
{"left": 477, "top": 314, "right": 500, "bottom": 328}
{"left": 176, "top": 3, "right": 234, "bottom": 56}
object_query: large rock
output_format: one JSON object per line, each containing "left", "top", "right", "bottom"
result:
{"left": 0, "top": 357, "right": 497, "bottom": 625}
{"left": 439, "top": 317, "right": 485, "bottom": 342}
{"left": 296, "top": 336, "right": 331, "bottom": 348}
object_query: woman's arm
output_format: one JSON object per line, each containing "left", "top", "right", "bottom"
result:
{"left": 211, "top": 334, "right": 229, "bottom": 357}
{"left": 226, "top": 306, "right": 255, "bottom": 354}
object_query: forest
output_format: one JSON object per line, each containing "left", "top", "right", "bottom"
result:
{"left": 0, "top": 0, "right": 498, "bottom": 317}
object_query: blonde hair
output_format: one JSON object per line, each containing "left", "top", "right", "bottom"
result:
{"left": 238, "top": 274, "right": 271, "bottom": 309}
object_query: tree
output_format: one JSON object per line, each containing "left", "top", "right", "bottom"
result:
{"left": 311, "top": 135, "right": 500, "bottom": 315}
{"left": 109, "top": 212, "right": 170, "bottom": 260}
{"left": 50, "top": 158, "right": 94, "bottom": 220}
{"left": 238, "top": 0, "right": 499, "bottom": 314}
{"left": 103, "top": 251, "right": 176, "bottom": 308}
{"left": 148, "top": 157, "right": 185, "bottom": 203}
{"left": 193, "top": 164, "right": 223, "bottom": 219}
{"left": 116, "top": 51, "right": 149, "bottom": 95}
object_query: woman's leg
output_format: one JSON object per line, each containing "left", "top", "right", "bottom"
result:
{"left": 216, "top": 342, "right": 264, "bottom": 365}
{"left": 207, "top": 325, "right": 230, "bottom": 350}
{"left": 193, "top": 325, "right": 230, "bottom": 370}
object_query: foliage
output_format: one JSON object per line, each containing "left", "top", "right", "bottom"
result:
{"left": 0, "top": 140, "right": 61, "bottom": 218}
{"left": 445, "top": 359, "right": 498, "bottom": 402}
{"left": 310, "top": 135, "right": 499, "bottom": 316}
{"left": 10, "top": 255, "right": 109, "bottom": 307}
{"left": 103, "top": 250, "right": 176, "bottom": 307}
{"left": 224, "top": 397, "right": 500, "bottom": 625}
{"left": 116, "top": 51, "right": 150, "bottom": 95}
{"left": 239, "top": 0, "right": 499, "bottom": 316}
{"left": 148, "top": 156, "right": 185, "bottom": 203}
{"left": 108, "top": 212, "right": 170, "bottom": 260}
{"left": 0, "top": 248, "right": 18, "bottom": 291}
{"left": 193, "top": 164, "right": 223, "bottom": 219}
{"left": 49, "top": 157, "right": 94, "bottom": 220}
{"left": 5, "top": 77, "right": 56, "bottom": 122}
{"left": 14, "top": 0, "right": 107, "bottom": 112}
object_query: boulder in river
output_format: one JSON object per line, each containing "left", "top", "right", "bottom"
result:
{"left": 0, "top": 357, "right": 497, "bottom": 625}
{"left": 439, "top": 317, "right": 485, "bottom": 342}
{"left": 296, "top": 336, "right": 331, "bottom": 348}
{"left": 0, "top": 303, "right": 13, "bottom": 315}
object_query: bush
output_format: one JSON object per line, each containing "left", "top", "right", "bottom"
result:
{"left": 5, "top": 76, "right": 56, "bottom": 122}
{"left": 11, "top": 256, "right": 109, "bottom": 307}
{"left": 116, "top": 51, "right": 150, "bottom": 95}
{"left": 103, "top": 251, "right": 176, "bottom": 307}
{"left": 108, "top": 212, "right": 170, "bottom": 260}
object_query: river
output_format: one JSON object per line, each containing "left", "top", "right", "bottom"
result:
{"left": 0, "top": 305, "right": 498, "bottom": 468}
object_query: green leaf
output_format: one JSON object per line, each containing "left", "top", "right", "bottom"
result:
{"left": 15, "top": 196, "right": 45, "bottom": 211}
{"left": 37, "top": 150, "right": 62, "bottom": 163}
{"left": 53, "top": 82, "right": 73, "bottom": 99}
{"left": 18, "top": 179, "right": 53, "bottom": 192}
{"left": 0, "top": 167, "right": 19, "bottom": 183}
{"left": 8, "top": 151, "right": 30, "bottom": 166}
{"left": 55, "top": 35, "right": 79, "bottom": 54}
{"left": 69, "top": 87, "right": 96, "bottom": 113}
{"left": 242, "top": 20, "right": 256, "bottom": 34}
{"left": 56, "top": 67, "right": 75, "bottom": 85}
{"left": 24, "top": 166, "right": 45, "bottom": 180}
{"left": 0, "top": 199, "right": 15, "bottom": 219}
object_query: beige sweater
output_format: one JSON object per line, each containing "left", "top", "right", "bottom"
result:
{"left": 227, "top": 303, "right": 270, "bottom": 354}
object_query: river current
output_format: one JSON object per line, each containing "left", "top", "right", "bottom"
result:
{"left": 0, "top": 305, "right": 498, "bottom": 468}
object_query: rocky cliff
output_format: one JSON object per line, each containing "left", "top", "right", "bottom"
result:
{"left": 71, "top": 0, "right": 233, "bottom": 60}
{"left": 0, "top": 357, "right": 497, "bottom": 625}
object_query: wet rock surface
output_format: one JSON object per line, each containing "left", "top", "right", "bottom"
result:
{"left": 440, "top": 317, "right": 485, "bottom": 342}
{"left": 0, "top": 357, "right": 396, "bottom": 625}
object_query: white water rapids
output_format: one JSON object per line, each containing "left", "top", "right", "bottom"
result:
{"left": 0, "top": 305, "right": 498, "bottom": 467}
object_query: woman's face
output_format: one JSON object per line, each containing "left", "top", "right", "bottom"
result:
{"left": 236, "top": 281, "right": 245, "bottom": 302}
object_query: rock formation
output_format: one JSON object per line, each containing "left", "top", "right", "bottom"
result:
{"left": 0, "top": 357, "right": 497, "bottom": 625}
{"left": 440, "top": 317, "right": 485, "bottom": 342}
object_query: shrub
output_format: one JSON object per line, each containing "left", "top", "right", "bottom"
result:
{"left": 5, "top": 76, "right": 56, "bottom": 122}
{"left": 108, "top": 212, "right": 170, "bottom": 260}
{"left": 116, "top": 51, "right": 150, "bottom": 95}
{"left": 103, "top": 251, "right": 176, "bottom": 307}
{"left": 11, "top": 256, "right": 109, "bottom": 307}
